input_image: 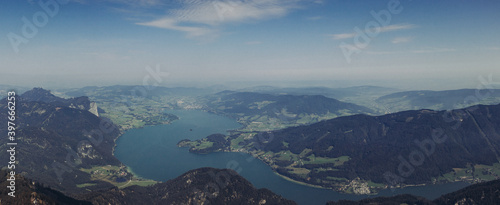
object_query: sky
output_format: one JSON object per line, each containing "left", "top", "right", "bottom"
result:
{"left": 1, "top": 0, "right": 499, "bottom": 90}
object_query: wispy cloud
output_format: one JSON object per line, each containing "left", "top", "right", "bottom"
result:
{"left": 366, "top": 47, "right": 456, "bottom": 55}
{"left": 69, "top": 0, "right": 161, "bottom": 6}
{"left": 136, "top": 0, "right": 305, "bottom": 39}
{"left": 411, "top": 47, "right": 456, "bottom": 53}
{"left": 105, "top": 0, "right": 163, "bottom": 7}
{"left": 392, "top": 36, "right": 413, "bottom": 44}
{"left": 366, "top": 51, "right": 398, "bottom": 55}
{"left": 331, "top": 23, "right": 416, "bottom": 40}
{"left": 137, "top": 18, "right": 215, "bottom": 38}
{"left": 332, "top": 33, "right": 356, "bottom": 40}
{"left": 245, "top": 41, "right": 262, "bottom": 45}
{"left": 307, "top": 16, "right": 322, "bottom": 20}
{"left": 378, "top": 24, "right": 416, "bottom": 32}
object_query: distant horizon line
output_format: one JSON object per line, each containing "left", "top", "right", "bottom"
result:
{"left": 2, "top": 83, "right": 493, "bottom": 93}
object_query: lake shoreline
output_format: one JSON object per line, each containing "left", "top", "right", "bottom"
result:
{"left": 112, "top": 109, "right": 473, "bottom": 205}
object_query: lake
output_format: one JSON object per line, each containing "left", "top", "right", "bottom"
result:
{"left": 114, "top": 109, "right": 469, "bottom": 205}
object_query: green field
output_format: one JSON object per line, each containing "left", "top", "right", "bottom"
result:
{"left": 80, "top": 165, "right": 157, "bottom": 188}
{"left": 76, "top": 183, "right": 97, "bottom": 188}
{"left": 435, "top": 163, "right": 500, "bottom": 183}
{"left": 305, "top": 155, "right": 350, "bottom": 166}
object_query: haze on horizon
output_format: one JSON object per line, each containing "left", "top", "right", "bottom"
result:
{"left": 1, "top": 0, "right": 499, "bottom": 90}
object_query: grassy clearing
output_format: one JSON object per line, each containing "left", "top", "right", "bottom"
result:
{"left": 194, "top": 141, "right": 214, "bottom": 149}
{"left": 276, "top": 151, "right": 298, "bottom": 161}
{"left": 436, "top": 163, "right": 500, "bottom": 183}
{"left": 299, "top": 149, "right": 312, "bottom": 157}
{"left": 81, "top": 165, "right": 122, "bottom": 174}
{"left": 367, "top": 181, "right": 385, "bottom": 188}
{"left": 179, "top": 139, "right": 214, "bottom": 150}
{"left": 76, "top": 183, "right": 97, "bottom": 188}
{"left": 230, "top": 134, "right": 247, "bottom": 149}
{"left": 326, "top": 176, "right": 348, "bottom": 182}
{"left": 81, "top": 165, "right": 157, "bottom": 188}
{"left": 305, "top": 155, "right": 350, "bottom": 166}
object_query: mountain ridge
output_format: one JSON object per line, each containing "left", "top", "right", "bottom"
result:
{"left": 0, "top": 88, "right": 121, "bottom": 194}
{"left": 181, "top": 102, "right": 500, "bottom": 193}
{"left": 21, "top": 87, "right": 100, "bottom": 116}
{"left": 80, "top": 167, "right": 297, "bottom": 205}
{"left": 0, "top": 88, "right": 297, "bottom": 204}
{"left": 202, "top": 91, "right": 374, "bottom": 131}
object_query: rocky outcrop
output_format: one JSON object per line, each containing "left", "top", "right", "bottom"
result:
{"left": 88, "top": 101, "right": 99, "bottom": 117}
{"left": 21, "top": 87, "right": 99, "bottom": 117}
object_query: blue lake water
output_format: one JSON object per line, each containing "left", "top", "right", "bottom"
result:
{"left": 114, "top": 109, "right": 469, "bottom": 205}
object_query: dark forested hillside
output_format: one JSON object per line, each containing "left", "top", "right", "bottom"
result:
{"left": 0, "top": 170, "right": 91, "bottom": 205}
{"left": 0, "top": 88, "right": 122, "bottom": 194}
{"left": 81, "top": 167, "right": 297, "bottom": 205}
{"left": 260, "top": 103, "right": 500, "bottom": 187}
{"left": 328, "top": 179, "right": 500, "bottom": 205}
{"left": 183, "top": 102, "right": 500, "bottom": 193}
{"left": 0, "top": 167, "right": 296, "bottom": 205}
{"left": 21, "top": 87, "right": 98, "bottom": 114}
{"left": 327, "top": 194, "right": 434, "bottom": 205}
{"left": 435, "top": 178, "right": 500, "bottom": 205}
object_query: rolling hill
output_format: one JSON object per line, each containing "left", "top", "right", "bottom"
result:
{"left": 203, "top": 91, "right": 374, "bottom": 131}
{"left": 239, "top": 85, "right": 400, "bottom": 114}
{"left": 376, "top": 89, "right": 500, "bottom": 113}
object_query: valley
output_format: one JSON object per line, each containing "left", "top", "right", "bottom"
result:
{"left": 4, "top": 1, "right": 500, "bottom": 204}
{"left": 54, "top": 85, "right": 500, "bottom": 196}
{"left": 2, "top": 87, "right": 500, "bottom": 205}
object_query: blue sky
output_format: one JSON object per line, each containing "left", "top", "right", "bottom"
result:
{"left": 1, "top": 0, "right": 499, "bottom": 89}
